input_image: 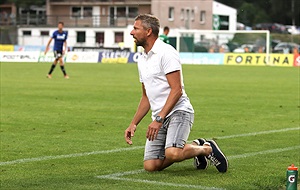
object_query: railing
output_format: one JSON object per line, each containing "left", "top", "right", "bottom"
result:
{"left": 0, "top": 14, "right": 136, "bottom": 27}
{"left": 50, "top": 0, "right": 113, "bottom": 2}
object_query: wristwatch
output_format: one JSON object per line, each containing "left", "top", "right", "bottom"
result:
{"left": 155, "top": 116, "right": 164, "bottom": 123}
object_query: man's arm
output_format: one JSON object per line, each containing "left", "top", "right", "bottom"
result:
{"left": 130, "top": 83, "right": 150, "bottom": 126}
{"left": 63, "top": 40, "right": 67, "bottom": 55}
{"left": 125, "top": 83, "right": 150, "bottom": 145}
{"left": 158, "top": 70, "right": 182, "bottom": 119}
{"left": 146, "top": 70, "right": 182, "bottom": 141}
{"left": 44, "top": 38, "right": 53, "bottom": 55}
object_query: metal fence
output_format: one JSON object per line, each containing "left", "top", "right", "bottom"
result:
{"left": 0, "top": 26, "right": 17, "bottom": 44}
{"left": 0, "top": 14, "right": 134, "bottom": 27}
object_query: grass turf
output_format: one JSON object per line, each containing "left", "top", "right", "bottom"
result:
{"left": 0, "top": 62, "right": 299, "bottom": 190}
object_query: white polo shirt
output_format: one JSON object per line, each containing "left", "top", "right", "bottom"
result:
{"left": 137, "top": 39, "right": 194, "bottom": 119}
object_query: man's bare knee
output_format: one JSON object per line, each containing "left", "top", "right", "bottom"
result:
{"left": 144, "top": 160, "right": 163, "bottom": 172}
{"left": 144, "top": 164, "right": 159, "bottom": 172}
{"left": 165, "top": 148, "right": 183, "bottom": 162}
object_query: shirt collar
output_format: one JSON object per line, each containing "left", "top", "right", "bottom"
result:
{"left": 142, "top": 38, "right": 161, "bottom": 58}
{"left": 149, "top": 38, "right": 161, "bottom": 54}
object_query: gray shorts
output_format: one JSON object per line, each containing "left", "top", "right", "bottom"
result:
{"left": 144, "top": 110, "right": 194, "bottom": 161}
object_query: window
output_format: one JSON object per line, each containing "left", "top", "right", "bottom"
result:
{"left": 95, "top": 32, "right": 104, "bottom": 45}
{"left": 200, "top": 11, "right": 206, "bottom": 23}
{"left": 219, "top": 15, "right": 229, "bottom": 30}
{"left": 180, "top": 9, "right": 184, "bottom": 20}
{"left": 110, "top": 6, "right": 138, "bottom": 18}
{"left": 40, "top": 31, "right": 49, "bottom": 36}
{"left": 71, "top": 6, "right": 93, "bottom": 18}
{"left": 185, "top": 9, "right": 190, "bottom": 29}
{"left": 19, "top": 8, "right": 46, "bottom": 16}
{"left": 200, "top": 35, "right": 205, "bottom": 41}
{"left": 83, "top": 7, "right": 93, "bottom": 17}
{"left": 168, "top": 7, "right": 174, "bottom": 20}
{"left": 117, "top": 7, "right": 126, "bottom": 17}
{"left": 114, "top": 32, "right": 124, "bottom": 43}
{"left": 72, "top": 7, "right": 81, "bottom": 18}
{"left": 128, "top": 7, "right": 138, "bottom": 18}
{"left": 77, "top": 31, "right": 86, "bottom": 43}
{"left": 23, "top": 31, "right": 31, "bottom": 36}
{"left": 191, "top": 10, "right": 195, "bottom": 21}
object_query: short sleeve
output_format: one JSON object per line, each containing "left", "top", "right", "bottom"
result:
{"left": 161, "top": 48, "right": 181, "bottom": 74}
{"left": 52, "top": 31, "right": 56, "bottom": 39}
{"left": 65, "top": 31, "right": 68, "bottom": 41}
{"left": 138, "top": 69, "right": 143, "bottom": 83}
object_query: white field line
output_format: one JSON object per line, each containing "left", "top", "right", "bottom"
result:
{"left": 97, "top": 170, "right": 223, "bottom": 190}
{"left": 0, "top": 127, "right": 299, "bottom": 166}
{"left": 227, "top": 145, "right": 300, "bottom": 159}
{"left": 97, "top": 176, "right": 225, "bottom": 190}
{"left": 0, "top": 146, "right": 143, "bottom": 166}
{"left": 214, "top": 127, "right": 300, "bottom": 140}
{"left": 96, "top": 145, "right": 300, "bottom": 190}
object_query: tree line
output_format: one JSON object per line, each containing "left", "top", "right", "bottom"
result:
{"left": 217, "top": 0, "right": 300, "bottom": 26}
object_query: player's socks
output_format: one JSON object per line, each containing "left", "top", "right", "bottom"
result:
{"left": 60, "top": 65, "right": 67, "bottom": 76}
{"left": 48, "top": 64, "right": 56, "bottom": 74}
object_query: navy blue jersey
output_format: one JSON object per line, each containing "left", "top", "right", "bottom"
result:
{"left": 52, "top": 30, "right": 68, "bottom": 51}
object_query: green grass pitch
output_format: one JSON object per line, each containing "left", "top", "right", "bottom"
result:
{"left": 0, "top": 62, "right": 299, "bottom": 190}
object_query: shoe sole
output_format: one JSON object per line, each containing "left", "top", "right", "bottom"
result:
{"left": 193, "top": 138, "right": 206, "bottom": 146}
{"left": 194, "top": 155, "right": 209, "bottom": 170}
{"left": 207, "top": 140, "right": 228, "bottom": 173}
{"left": 193, "top": 138, "right": 209, "bottom": 170}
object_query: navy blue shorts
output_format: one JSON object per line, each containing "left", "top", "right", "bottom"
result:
{"left": 54, "top": 50, "right": 63, "bottom": 60}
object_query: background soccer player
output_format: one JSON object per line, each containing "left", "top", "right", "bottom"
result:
{"left": 44, "top": 21, "right": 69, "bottom": 79}
{"left": 159, "top": 26, "right": 170, "bottom": 44}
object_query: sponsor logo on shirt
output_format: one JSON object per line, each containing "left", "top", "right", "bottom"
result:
{"left": 57, "top": 34, "right": 66, "bottom": 40}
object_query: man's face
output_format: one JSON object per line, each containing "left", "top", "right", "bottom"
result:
{"left": 165, "top": 29, "right": 169, "bottom": 36}
{"left": 58, "top": 23, "right": 64, "bottom": 31}
{"left": 130, "top": 20, "right": 148, "bottom": 47}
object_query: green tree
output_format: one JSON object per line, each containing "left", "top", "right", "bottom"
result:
{"left": 217, "top": 0, "right": 299, "bottom": 26}
{"left": 252, "top": 10, "right": 271, "bottom": 24}
{"left": 237, "top": 2, "right": 270, "bottom": 26}
{"left": 268, "top": 0, "right": 299, "bottom": 25}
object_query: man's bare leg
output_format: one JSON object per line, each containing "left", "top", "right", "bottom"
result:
{"left": 143, "top": 143, "right": 211, "bottom": 172}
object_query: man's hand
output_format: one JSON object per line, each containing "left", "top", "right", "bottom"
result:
{"left": 146, "top": 121, "right": 162, "bottom": 141}
{"left": 44, "top": 47, "right": 50, "bottom": 55}
{"left": 124, "top": 124, "right": 137, "bottom": 145}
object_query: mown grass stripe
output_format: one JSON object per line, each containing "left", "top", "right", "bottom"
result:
{"left": 0, "top": 127, "right": 298, "bottom": 166}
{"left": 97, "top": 176, "right": 225, "bottom": 190}
{"left": 96, "top": 145, "right": 300, "bottom": 190}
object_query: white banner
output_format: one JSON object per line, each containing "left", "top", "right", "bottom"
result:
{"left": 39, "top": 51, "right": 61, "bottom": 63}
{"left": 66, "top": 52, "right": 99, "bottom": 63}
{"left": 0, "top": 51, "right": 39, "bottom": 62}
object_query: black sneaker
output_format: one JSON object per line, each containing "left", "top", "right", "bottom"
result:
{"left": 193, "top": 138, "right": 209, "bottom": 170}
{"left": 206, "top": 140, "right": 228, "bottom": 173}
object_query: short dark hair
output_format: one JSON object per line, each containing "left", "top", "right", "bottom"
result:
{"left": 135, "top": 14, "right": 160, "bottom": 36}
{"left": 163, "top": 26, "right": 169, "bottom": 31}
{"left": 58, "top": 21, "right": 64, "bottom": 26}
